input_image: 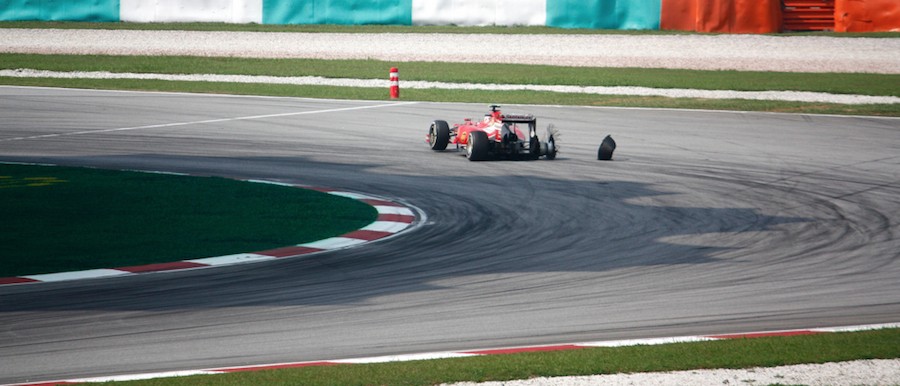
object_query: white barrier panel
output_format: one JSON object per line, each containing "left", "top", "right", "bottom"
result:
{"left": 412, "top": 0, "right": 546, "bottom": 26}
{"left": 120, "top": 0, "right": 262, "bottom": 24}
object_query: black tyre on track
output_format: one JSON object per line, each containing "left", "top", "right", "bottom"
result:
{"left": 467, "top": 131, "right": 490, "bottom": 161}
{"left": 529, "top": 136, "right": 541, "bottom": 160}
{"left": 429, "top": 120, "right": 450, "bottom": 151}
{"left": 545, "top": 134, "right": 557, "bottom": 160}
{"left": 598, "top": 135, "right": 616, "bottom": 160}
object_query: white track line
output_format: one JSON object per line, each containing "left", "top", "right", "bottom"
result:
{"left": 0, "top": 100, "right": 418, "bottom": 142}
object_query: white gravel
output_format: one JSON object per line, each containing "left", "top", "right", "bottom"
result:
{"left": 444, "top": 359, "right": 900, "bottom": 386}
{"left": 2, "top": 28, "right": 899, "bottom": 74}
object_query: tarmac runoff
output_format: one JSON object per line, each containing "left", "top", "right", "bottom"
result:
{"left": 2, "top": 68, "right": 898, "bottom": 105}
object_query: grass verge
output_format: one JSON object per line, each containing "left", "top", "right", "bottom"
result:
{"left": 3, "top": 76, "right": 897, "bottom": 117}
{"left": 2, "top": 53, "right": 898, "bottom": 116}
{"left": 3, "top": 53, "right": 898, "bottom": 96}
{"left": 91, "top": 328, "right": 900, "bottom": 385}
{"left": 0, "top": 163, "right": 377, "bottom": 277}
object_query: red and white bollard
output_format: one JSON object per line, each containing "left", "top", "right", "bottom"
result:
{"left": 389, "top": 67, "right": 400, "bottom": 99}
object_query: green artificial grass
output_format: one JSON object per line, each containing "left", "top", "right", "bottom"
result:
{"left": 0, "top": 163, "right": 377, "bottom": 276}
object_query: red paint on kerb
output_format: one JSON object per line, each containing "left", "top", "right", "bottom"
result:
{"left": 257, "top": 246, "right": 323, "bottom": 258}
{"left": 343, "top": 230, "right": 393, "bottom": 241}
{"left": 377, "top": 214, "right": 415, "bottom": 223}
{"left": 0, "top": 277, "right": 40, "bottom": 285}
{"left": 116, "top": 262, "right": 207, "bottom": 273}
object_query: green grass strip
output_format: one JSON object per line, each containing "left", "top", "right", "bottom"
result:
{"left": 0, "top": 163, "right": 377, "bottom": 277}
{"left": 3, "top": 53, "right": 898, "bottom": 96}
{"left": 3, "top": 21, "right": 900, "bottom": 37}
{"left": 3, "top": 76, "right": 897, "bottom": 117}
{"left": 2, "top": 54, "right": 898, "bottom": 116}
{"left": 91, "top": 328, "right": 900, "bottom": 385}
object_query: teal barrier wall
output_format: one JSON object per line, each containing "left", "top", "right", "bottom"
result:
{"left": 263, "top": 0, "right": 412, "bottom": 25}
{"left": 547, "top": 0, "right": 661, "bottom": 29}
{"left": 0, "top": 0, "right": 119, "bottom": 21}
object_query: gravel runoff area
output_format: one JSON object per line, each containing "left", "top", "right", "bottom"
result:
{"left": 1, "top": 28, "right": 899, "bottom": 74}
{"left": 445, "top": 359, "right": 900, "bottom": 386}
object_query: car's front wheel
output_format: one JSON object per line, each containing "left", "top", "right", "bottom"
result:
{"left": 467, "top": 131, "right": 489, "bottom": 161}
{"left": 429, "top": 120, "right": 450, "bottom": 151}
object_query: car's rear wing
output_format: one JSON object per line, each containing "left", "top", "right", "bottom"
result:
{"left": 499, "top": 113, "right": 536, "bottom": 123}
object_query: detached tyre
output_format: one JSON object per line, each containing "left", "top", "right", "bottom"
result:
{"left": 429, "top": 120, "right": 450, "bottom": 151}
{"left": 466, "top": 131, "right": 490, "bottom": 161}
{"left": 598, "top": 135, "right": 616, "bottom": 160}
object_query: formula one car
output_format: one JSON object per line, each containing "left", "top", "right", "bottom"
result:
{"left": 426, "top": 105, "right": 558, "bottom": 161}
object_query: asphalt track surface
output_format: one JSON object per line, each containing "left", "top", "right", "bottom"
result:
{"left": 1, "top": 86, "right": 899, "bottom": 383}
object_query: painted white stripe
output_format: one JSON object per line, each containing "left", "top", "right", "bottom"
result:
{"left": 375, "top": 206, "right": 415, "bottom": 216}
{"left": 300, "top": 237, "right": 368, "bottom": 250}
{"left": 0, "top": 91, "right": 418, "bottom": 142}
{"left": 186, "top": 253, "right": 275, "bottom": 266}
{"left": 66, "top": 370, "right": 224, "bottom": 383}
{"left": 580, "top": 336, "right": 717, "bottom": 347}
{"left": 328, "top": 191, "right": 381, "bottom": 200}
{"left": 412, "top": 0, "right": 546, "bottom": 26}
{"left": 245, "top": 179, "right": 296, "bottom": 187}
{"left": 23, "top": 269, "right": 130, "bottom": 282}
{"left": 361, "top": 221, "right": 410, "bottom": 233}
{"left": 812, "top": 323, "right": 900, "bottom": 333}
{"left": 120, "top": 0, "right": 263, "bottom": 24}
{"left": 125, "top": 169, "right": 189, "bottom": 176}
{"left": 331, "top": 352, "right": 478, "bottom": 364}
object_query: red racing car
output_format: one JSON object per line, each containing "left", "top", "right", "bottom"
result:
{"left": 427, "top": 105, "right": 559, "bottom": 161}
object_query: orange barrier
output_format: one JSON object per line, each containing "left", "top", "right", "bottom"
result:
{"left": 835, "top": 0, "right": 900, "bottom": 32}
{"left": 662, "top": 0, "right": 781, "bottom": 33}
{"left": 660, "top": 0, "right": 697, "bottom": 31}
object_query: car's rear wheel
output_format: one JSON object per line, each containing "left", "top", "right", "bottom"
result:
{"left": 529, "top": 136, "right": 541, "bottom": 160}
{"left": 467, "top": 131, "right": 489, "bottom": 161}
{"left": 429, "top": 120, "right": 450, "bottom": 151}
{"left": 545, "top": 134, "right": 557, "bottom": 160}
